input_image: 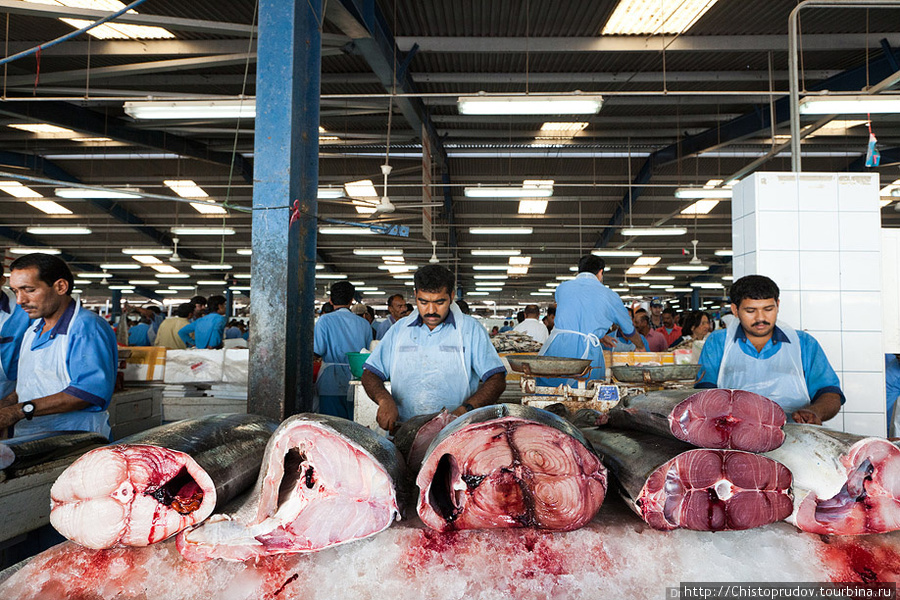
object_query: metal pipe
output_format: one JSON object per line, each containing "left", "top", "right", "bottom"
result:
{"left": 789, "top": 0, "right": 900, "bottom": 172}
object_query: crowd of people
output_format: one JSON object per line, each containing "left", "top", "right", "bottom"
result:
{"left": 126, "top": 295, "right": 250, "bottom": 350}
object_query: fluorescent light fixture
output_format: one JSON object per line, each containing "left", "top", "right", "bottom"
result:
{"left": 344, "top": 180, "right": 378, "bottom": 198}
{"left": 230, "top": 286, "right": 252, "bottom": 292}
{"left": 474, "top": 275, "right": 508, "bottom": 280}
{"left": 132, "top": 255, "right": 162, "bottom": 265}
{"left": 625, "top": 282, "right": 650, "bottom": 287}
{"left": 473, "top": 265, "right": 511, "bottom": 271}
{"left": 545, "top": 282, "right": 560, "bottom": 288}
{"left": 318, "top": 188, "right": 344, "bottom": 199}
{"left": 556, "top": 276, "right": 575, "bottom": 281}
{"left": 403, "top": 281, "right": 416, "bottom": 286}
{"left": 233, "top": 273, "right": 252, "bottom": 279}
{"left": 722, "top": 276, "right": 734, "bottom": 281}
{"left": 355, "top": 248, "right": 403, "bottom": 256}
{"left": 518, "top": 199, "right": 549, "bottom": 214}
{"left": 640, "top": 275, "right": 675, "bottom": 281}
{"left": 601, "top": 0, "right": 719, "bottom": 35}
{"left": 236, "top": 248, "right": 253, "bottom": 256}
{"left": 168, "top": 285, "right": 196, "bottom": 290}
{"left": 196, "top": 280, "right": 226, "bottom": 286}
{"left": 170, "top": 227, "right": 235, "bottom": 236}
{"left": 507, "top": 266, "right": 529, "bottom": 275}
{"left": 129, "top": 280, "right": 160, "bottom": 285}
{"left": 649, "top": 284, "right": 673, "bottom": 289}
{"left": 469, "top": 227, "right": 533, "bottom": 235}
{"left": 191, "top": 264, "right": 233, "bottom": 270}
{"left": 798, "top": 95, "right": 900, "bottom": 115}
{"left": 611, "top": 287, "right": 629, "bottom": 292}
{"left": 621, "top": 227, "right": 687, "bottom": 236}
{"left": 0, "top": 181, "right": 41, "bottom": 198}
{"left": 378, "top": 265, "right": 416, "bottom": 273}
{"left": 714, "top": 249, "right": 733, "bottom": 257}
{"left": 73, "top": 279, "right": 91, "bottom": 285}
{"left": 124, "top": 100, "right": 254, "bottom": 120}
{"left": 27, "top": 226, "right": 92, "bottom": 235}
{"left": 56, "top": 187, "right": 141, "bottom": 199}
{"left": 464, "top": 186, "right": 552, "bottom": 198}
{"left": 190, "top": 201, "right": 228, "bottom": 215}
{"left": 625, "top": 266, "right": 651, "bottom": 275}
{"left": 26, "top": 200, "right": 73, "bottom": 215}
{"left": 569, "top": 266, "right": 578, "bottom": 271}
{"left": 470, "top": 249, "right": 520, "bottom": 256}
{"left": 356, "top": 287, "right": 379, "bottom": 291}
{"left": 152, "top": 265, "right": 181, "bottom": 274}
{"left": 475, "top": 281, "right": 506, "bottom": 287}
{"left": 76, "top": 272, "right": 111, "bottom": 279}
{"left": 350, "top": 281, "right": 365, "bottom": 286}
{"left": 538, "top": 122, "right": 589, "bottom": 138}
{"left": 458, "top": 95, "right": 603, "bottom": 115}
{"left": 122, "top": 248, "right": 172, "bottom": 256}
{"left": 691, "top": 282, "right": 725, "bottom": 289}
{"left": 666, "top": 287, "right": 694, "bottom": 293}
{"left": 476, "top": 287, "right": 503, "bottom": 292}
{"left": 107, "top": 285, "right": 135, "bottom": 290}
{"left": 157, "top": 273, "right": 190, "bottom": 279}
{"left": 393, "top": 274, "right": 415, "bottom": 280}
{"left": 467, "top": 291, "right": 490, "bottom": 296}
{"left": 530, "top": 292, "right": 553, "bottom": 296}
{"left": 315, "top": 273, "right": 348, "bottom": 280}
{"left": 8, "top": 123, "right": 76, "bottom": 135}
{"left": 315, "top": 265, "right": 325, "bottom": 270}
{"left": 674, "top": 188, "right": 732, "bottom": 199}
{"left": 363, "top": 291, "right": 385, "bottom": 295}
{"left": 100, "top": 263, "right": 140, "bottom": 270}
{"left": 10, "top": 247, "right": 61, "bottom": 255}
{"left": 509, "top": 256, "right": 532, "bottom": 266}
{"left": 591, "top": 249, "right": 643, "bottom": 258}
{"left": 73, "top": 137, "right": 113, "bottom": 143}
{"left": 319, "top": 227, "right": 374, "bottom": 235}
{"left": 667, "top": 264, "right": 710, "bottom": 272}
{"left": 164, "top": 180, "right": 208, "bottom": 199}
{"left": 157, "top": 289, "right": 178, "bottom": 295}
{"left": 633, "top": 256, "right": 661, "bottom": 266}
{"left": 680, "top": 200, "right": 720, "bottom": 215}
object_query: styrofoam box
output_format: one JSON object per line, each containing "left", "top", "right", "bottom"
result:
{"left": 164, "top": 349, "right": 225, "bottom": 383}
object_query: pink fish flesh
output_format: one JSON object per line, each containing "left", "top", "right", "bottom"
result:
{"left": 392, "top": 409, "right": 457, "bottom": 472}
{"left": 177, "top": 414, "right": 406, "bottom": 561}
{"left": 49, "top": 414, "right": 277, "bottom": 549}
{"left": 416, "top": 404, "right": 607, "bottom": 532}
{"left": 609, "top": 389, "right": 786, "bottom": 452}
{"left": 583, "top": 427, "right": 793, "bottom": 531}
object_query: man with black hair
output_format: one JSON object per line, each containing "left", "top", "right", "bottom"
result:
{"left": 539, "top": 255, "right": 644, "bottom": 384}
{"left": 314, "top": 281, "right": 373, "bottom": 419}
{"left": 375, "top": 293, "right": 406, "bottom": 340}
{"left": 188, "top": 295, "right": 207, "bottom": 321}
{"left": 1, "top": 254, "right": 117, "bottom": 438}
{"left": 657, "top": 307, "right": 683, "bottom": 348}
{"left": 696, "top": 274, "right": 843, "bottom": 424}
{"left": 178, "top": 294, "right": 227, "bottom": 349}
{"left": 543, "top": 304, "right": 556, "bottom": 332}
{"left": 0, "top": 270, "right": 31, "bottom": 406}
{"left": 362, "top": 264, "right": 505, "bottom": 432}
{"left": 154, "top": 302, "right": 193, "bottom": 349}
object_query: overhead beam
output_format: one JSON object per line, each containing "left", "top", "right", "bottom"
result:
{"left": 396, "top": 34, "right": 900, "bottom": 53}
{"left": 0, "top": 101, "right": 253, "bottom": 183}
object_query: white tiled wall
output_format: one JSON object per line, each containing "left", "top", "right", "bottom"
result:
{"left": 732, "top": 172, "right": 886, "bottom": 437}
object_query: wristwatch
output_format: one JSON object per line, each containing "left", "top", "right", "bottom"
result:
{"left": 20, "top": 401, "right": 35, "bottom": 420}
{"left": 463, "top": 403, "right": 476, "bottom": 412}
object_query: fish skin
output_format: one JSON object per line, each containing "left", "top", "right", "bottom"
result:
{"left": 49, "top": 414, "right": 278, "bottom": 549}
{"left": 393, "top": 409, "right": 457, "bottom": 473}
{"left": 416, "top": 403, "right": 607, "bottom": 532}
{"left": 608, "top": 389, "right": 786, "bottom": 452}
{"left": 177, "top": 413, "right": 407, "bottom": 561}
{"left": 763, "top": 424, "right": 900, "bottom": 535}
{"left": 583, "top": 427, "right": 793, "bottom": 531}
{"left": 1, "top": 431, "right": 109, "bottom": 478}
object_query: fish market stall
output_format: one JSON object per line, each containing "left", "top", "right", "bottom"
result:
{"left": 2, "top": 498, "right": 898, "bottom": 600}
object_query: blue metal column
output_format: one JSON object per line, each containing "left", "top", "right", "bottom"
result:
{"left": 225, "top": 288, "right": 234, "bottom": 320}
{"left": 110, "top": 289, "right": 122, "bottom": 323}
{"left": 249, "top": 0, "right": 321, "bottom": 420}
{"left": 691, "top": 289, "right": 700, "bottom": 311}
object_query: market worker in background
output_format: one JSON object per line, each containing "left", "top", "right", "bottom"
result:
{"left": 648, "top": 299, "right": 664, "bottom": 329}
{"left": 188, "top": 295, "right": 207, "bottom": 321}
{"left": 178, "top": 295, "right": 227, "bottom": 349}
{"left": 127, "top": 311, "right": 152, "bottom": 346}
{"left": 633, "top": 309, "right": 668, "bottom": 352}
{"left": 695, "top": 274, "right": 843, "bottom": 424}
{"left": 0, "top": 254, "right": 117, "bottom": 438}
{"left": 361, "top": 264, "right": 505, "bottom": 432}
{"left": 0, "top": 271, "right": 31, "bottom": 402}
{"left": 539, "top": 255, "right": 644, "bottom": 384}
{"left": 154, "top": 302, "right": 192, "bottom": 349}
{"left": 887, "top": 354, "right": 900, "bottom": 437}
{"left": 513, "top": 304, "right": 549, "bottom": 343}
{"left": 657, "top": 308, "right": 683, "bottom": 349}
{"left": 314, "top": 281, "right": 373, "bottom": 419}
{"left": 375, "top": 294, "right": 406, "bottom": 340}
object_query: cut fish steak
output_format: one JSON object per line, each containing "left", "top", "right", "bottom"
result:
{"left": 393, "top": 409, "right": 457, "bottom": 473}
{"left": 50, "top": 414, "right": 278, "bottom": 549}
{"left": 416, "top": 404, "right": 607, "bottom": 532}
{"left": 177, "top": 413, "right": 406, "bottom": 561}
{"left": 763, "top": 424, "right": 900, "bottom": 535}
{"left": 583, "top": 427, "right": 793, "bottom": 531}
{"left": 608, "top": 389, "right": 786, "bottom": 452}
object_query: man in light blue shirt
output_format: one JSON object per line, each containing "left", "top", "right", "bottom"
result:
{"left": 695, "top": 275, "right": 843, "bottom": 424}
{"left": 886, "top": 354, "right": 900, "bottom": 436}
{"left": 128, "top": 314, "right": 152, "bottom": 346}
{"left": 362, "top": 264, "right": 506, "bottom": 432}
{"left": 1, "top": 254, "right": 117, "bottom": 438}
{"left": 539, "top": 254, "right": 644, "bottom": 385}
{"left": 314, "top": 281, "right": 373, "bottom": 419}
{"left": 0, "top": 273, "right": 31, "bottom": 401}
{"left": 178, "top": 295, "right": 227, "bottom": 349}
{"left": 374, "top": 293, "right": 406, "bottom": 341}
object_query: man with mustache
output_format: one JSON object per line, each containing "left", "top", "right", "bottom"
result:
{"left": 361, "top": 264, "right": 505, "bottom": 432}
{"left": 695, "top": 274, "right": 843, "bottom": 424}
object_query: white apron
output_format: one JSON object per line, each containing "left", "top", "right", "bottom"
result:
{"left": 15, "top": 300, "right": 111, "bottom": 439}
{"left": 0, "top": 289, "right": 18, "bottom": 399}
{"left": 718, "top": 319, "right": 810, "bottom": 420}
{"left": 390, "top": 303, "right": 470, "bottom": 421}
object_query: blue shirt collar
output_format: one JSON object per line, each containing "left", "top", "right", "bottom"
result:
{"left": 409, "top": 308, "right": 457, "bottom": 329}
{"left": 32, "top": 297, "right": 76, "bottom": 337}
{"left": 734, "top": 324, "right": 790, "bottom": 344}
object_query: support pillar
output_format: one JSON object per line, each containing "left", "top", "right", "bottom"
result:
{"left": 248, "top": 0, "right": 321, "bottom": 420}
{"left": 691, "top": 289, "right": 700, "bottom": 311}
{"left": 110, "top": 289, "right": 122, "bottom": 323}
{"left": 225, "top": 288, "right": 234, "bottom": 320}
